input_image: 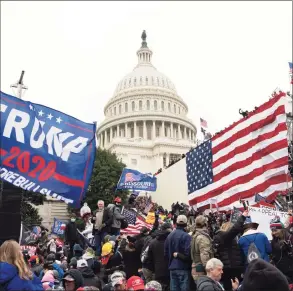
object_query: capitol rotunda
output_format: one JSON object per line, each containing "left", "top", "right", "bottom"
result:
{"left": 97, "top": 31, "right": 197, "bottom": 173}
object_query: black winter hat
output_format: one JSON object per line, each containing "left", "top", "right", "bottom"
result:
{"left": 241, "top": 259, "right": 289, "bottom": 291}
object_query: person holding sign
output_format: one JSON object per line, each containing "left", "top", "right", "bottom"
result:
{"left": 270, "top": 216, "right": 293, "bottom": 285}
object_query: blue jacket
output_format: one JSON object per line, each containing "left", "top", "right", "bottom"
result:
{"left": 0, "top": 262, "right": 44, "bottom": 291}
{"left": 238, "top": 230, "right": 272, "bottom": 263}
{"left": 164, "top": 227, "right": 192, "bottom": 270}
{"left": 38, "top": 262, "right": 64, "bottom": 280}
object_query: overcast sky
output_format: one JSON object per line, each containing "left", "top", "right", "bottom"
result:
{"left": 1, "top": 1, "right": 292, "bottom": 136}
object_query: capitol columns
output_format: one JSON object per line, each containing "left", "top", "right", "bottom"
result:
{"left": 110, "top": 127, "right": 113, "bottom": 142}
{"left": 143, "top": 121, "right": 147, "bottom": 139}
{"left": 152, "top": 121, "right": 156, "bottom": 139}
{"left": 189, "top": 128, "right": 191, "bottom": 140}
{"left": 125, "top": 123, "right": 128, "bottom": 138}
{"left": 134, "top": 121, "right": 137, "bottom": 138}
{"left": 117, "top": 124, "right": 120, "bottom": 137}
{"left": 184, "top": 126, "right": 187, "bottom": 139}
{"left": 104, "top": 131, "right": 107, "bottom": 147}
{"left": 171, "top": 123, "right": 173, "bottom": 138}
{"left": 178, "top": 124, "right": 182, "bottom": 139}
{"left": 162, "top": 121, "right": 165, "bottom": 137}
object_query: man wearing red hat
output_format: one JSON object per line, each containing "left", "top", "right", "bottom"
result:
{"left": 126, "top": 276, "right": 145, "bottom": 291}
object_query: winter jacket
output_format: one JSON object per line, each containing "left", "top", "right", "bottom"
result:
{"left": 271, "top": 230, "right": 293, "bottom": 283}
{"left": 238, "top": 229, "right": 272, "bottom": 263}
{"left": 107, "top": 204, "right": 125, "bottom": 229}
{"left": 164, "top": 226, "right": 192, "bottom": 270}
{"left": 196, "top": 276, "right": 224, "bottom": 291}
{"left": 213, "top": 215, "right": 245, "bottom": 270}
{"left": 91, "top": 208, "right": 113, "bottom": 234}
{"left": 64, "top": 221, "right": 80, "bottom": 243}
{"left": 79, "top": 266, "right": 103, "bottom": 289}
{"left": 191, "top": 228, "right": 213, "bottom": 267}
{"left": 31, "top": 264, "right": 43, "bottom": 277}
{"left": 39, "top": 263, "right": 64, "bottom": 281}
{"left": 148, "top": 229, "right": 170, "bottom": 280}
{"left": 119, "top": 238, "right": 141, "bottom": 279}
{"left": 0, "top": 262, "right": 44, "bottom": 291}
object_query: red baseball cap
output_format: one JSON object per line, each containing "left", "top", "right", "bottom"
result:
{"left": 126, "top": 276, "right": 144, "bottom": 290}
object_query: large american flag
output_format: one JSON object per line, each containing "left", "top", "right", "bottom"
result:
{"left": 187, "top": 92, "right": 289, "bottom": 211}
{"left": 120, "top": 208, "right": 153, "bottom": 236}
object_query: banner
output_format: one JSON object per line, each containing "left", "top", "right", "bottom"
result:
{"left": 117, "top": 168, "right": 157, "bottom": 191}
{"left": 20, "top": 245, "right": 37, "bottom": 256}
{"left": 248, "top": 206, "right": 288, "bottom": 240}
{"left": 0, "top": 91, "right": 96, "bottom": 207}
{"left": 51, "top": 218, "right": 66, "bottom": 236}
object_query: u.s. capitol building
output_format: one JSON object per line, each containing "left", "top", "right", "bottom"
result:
{"left": 97, "top": 31, "right": 197, "bottom": 173}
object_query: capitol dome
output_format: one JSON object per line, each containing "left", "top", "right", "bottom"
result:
{"left": 97, "top": 31, "right": 197, "bottom": 173}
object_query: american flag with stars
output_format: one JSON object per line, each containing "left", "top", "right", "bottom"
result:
{"left": 186, "top": 92, "right": 289, "bottom": 211}
{"left": 120, "top": 208, "right": 153, "bottom": 236}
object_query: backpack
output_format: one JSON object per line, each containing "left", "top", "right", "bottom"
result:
{"left": 245, "top": 235, "right": 261, "bottom": 263}
{"left": 140, "top": 236, "right": 152, "bottom": 263}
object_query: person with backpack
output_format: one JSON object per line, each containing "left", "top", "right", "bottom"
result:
{"left": 213, "top": 210, "right": 248, "bottom": 291}
{"left": 270, "top": 216, "right": 293, "bottom": 284}
{"left": 191, "top": 215, "right": 213, "bottom": 283}
{"left": 108, "top": 198, "right": 125, "bottom": 236}
{"left": 137, "top": 227, "right": 155, "bottom": 283}
{"left": 238, "top": 217, "right": 271, "bottom": 266}
{"left": 91, "top": 200, "right": 113, "bottom": 257}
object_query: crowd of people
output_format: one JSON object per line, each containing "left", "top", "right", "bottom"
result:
{"left": 1, "top": 195, "right": 293, "bottom": 291}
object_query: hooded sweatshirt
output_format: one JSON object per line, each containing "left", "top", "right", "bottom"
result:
{"left": 62, "top": 269, "right": 84, "bottom": 290}
{"left": 78, "top": 266, "right": 102, "bottom": 289}
{"left": 0, "top": 262, "right": 44, "bottom": 291}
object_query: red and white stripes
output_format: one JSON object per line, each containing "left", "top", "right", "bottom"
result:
{"left": 189, "top": 92, "right": 289, "bottom": 210}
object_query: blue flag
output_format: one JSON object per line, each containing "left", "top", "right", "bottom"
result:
{"left": 0, "top": 91, "right": 96, "bottom": 207}
{"left": 117, "top": 168, "right": 157, "bottom": 191}
{"left": 52, "top": 218, "right": 66, "bottom": 236}
{"left": 254, "top": 193, "right": 266, "bottom": 203}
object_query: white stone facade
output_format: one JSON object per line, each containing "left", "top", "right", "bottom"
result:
{"left": 97, "top": 32, "right": 197, "bottom": 173}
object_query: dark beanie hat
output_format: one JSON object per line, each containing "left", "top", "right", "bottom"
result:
{"left": 241, "top": 259, "right": 289, "bottom": 291}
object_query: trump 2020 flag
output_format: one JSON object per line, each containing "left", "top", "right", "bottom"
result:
{"left": 52, "top": 218, "right": 66, "bottom": 236}
{"left": 186, "top": 92, "right": 289, "bottom": 211}
{"left": 117, "top": 168, "right": 157, "bottom": 191}
{"left": 0, "top": 91, "right": 96, "bottom": 207}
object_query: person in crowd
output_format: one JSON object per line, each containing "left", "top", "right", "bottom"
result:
{"left": 148, "top": 223, "right": 172, "bottom": 290}
{"left": 270, "top": 216, "right": 293, "bottom": 284}
{"left": 77, "top": 258, "right": 103, "bottom": 289}
{"left": 212, "top": 210, "right": 248, "bottom": 291}
{"left": 134, "top": 227, "right": 154, "bottom": 282}
{"left": 108, "top": 197, "right": 125, "bottom": 236}
{"left": 126, "top": 276, "right": 145, "bottom": 291}
{"left": 144, "top": 280, "right": 162, "bottom": 291}
{"left": 69, "top": 243, "right": 84, "bottom": 269}
{"left": 239, "top": 258, "right": 289, "bottom": 291}
{"left": 196, "top": 258, "right": 239, "bottom": 291}
{"left": 118, "top": 236, "right": 141, "bottom": 279}
{"left": 44, "top": 253, "right": 64, "bottom": 280}
{"left": 238, "top": 217, "right": 272, "bottom": 264}
{"left": 191, "top": 215, "right": 213, "bottom": 283}
{"left": 41, "top": 270, "right": 55, "bottom": 290}
{"left": 62, "top": 269, "right": 84, "bottom": 291}
{"left": 101, "top": 242, "right": 123, "bottom": 277}
{"left": 0, "top": 240, "right": 44, "bottom": 291}
{"left": 164, "top": 215, "right": 192, "bottom": 291}
{"left": 102, "top": 270, "right": 126, "bottom": 291}
{"left": 65, "top": 213, "right": 81, "bottom": 261}
{"left": 92, "top": 200, "right": 113, "bottom": 257}
{"left": 29, "top": 255, "right": 43, "bottom": 277}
